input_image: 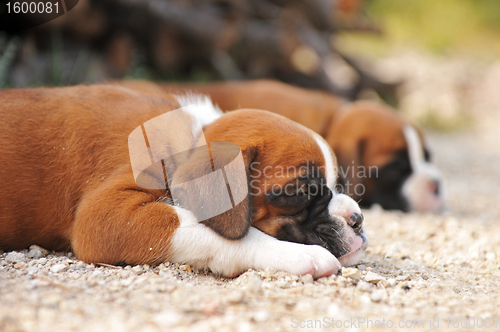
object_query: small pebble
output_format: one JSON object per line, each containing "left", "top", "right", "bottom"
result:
{"left": 50, "top": 264, "right": 68, "bottom": 273}
{"left": 342, "top": 267, "right": 361, "bottom": 282}
{"left": 378, "top": 279, "right": 391, "bottom": 288}
{"left": 262, "top": 267, "right": 277, "bottom": 279}
{"left": 301, "top": 274, "right": 314, "bottom": 284}
{"left": 245, "top": 272, "right": 263, "bottom": 293}
{"left": 132, "top": 265, "right": 144, "bottom": 275}
{"left": 396, "top": 275, "right": 410, "bottom": 281}
{"left": 275, "top": 280, "right": 288, "bottom": 288}
{"left": 252, "top": 310, "right": 270, "bottom": 323}
{"left": 370, "top": 290, "right": 385, "bottom": 302}
{"left": 29, "top": 245, "right": 49, "bottom": 256}
{"left": 5, "top": 252, "right": 26, "bottom": 263}
{"left": 356, "top": 281, "right": 372, "bottom": 293}
{"left": 75, "top": 261, "right": 86, "bottom": 268}
{"left": 365, "top": 271, "right": 384, "bottom": 283}
{"left": 14, "top": 262, "right": 27, "bottom": 269}
{"left": 335, "top": 276, "right": 348, "bottom": 287}
{"left": 385, "top": 279, "right": 396, "bottom": 289}
{"left": 27, "top": 249, "right": 44, "bottom": 259}
{"left": 399, "top": 281, "right": 411, "bottom": 290}
{"left": 179, "top": 265, "right": 192, "bottom": 272}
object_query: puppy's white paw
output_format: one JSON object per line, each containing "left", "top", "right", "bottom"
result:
{"left": 289, "top": 244, "right": 341, "bottom": 278}
{"left": 255, "top": 242, "right": 341, "bottom": 279}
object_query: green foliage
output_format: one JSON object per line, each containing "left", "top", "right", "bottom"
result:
{"left": 411, "top": 108, "right": 474, "bottom": 132}
{"left": 364, "top": 0, "right": 500, "bottom": 54}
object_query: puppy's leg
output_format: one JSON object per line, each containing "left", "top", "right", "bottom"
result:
{"left": 71, "top": 172, "right": 180, "bottom": 266}
{"left": 170, "top": 207, "right": 341, "bottom": 279}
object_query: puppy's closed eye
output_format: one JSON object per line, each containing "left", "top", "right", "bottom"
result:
{"left": 266, "top": 179, "right": 325, "bottom": 216}
{"left": 382, "top": 151, "right": 411, "bottom": 179}
{"left": 267, "top": 191, "right": 312, "bottom": 214}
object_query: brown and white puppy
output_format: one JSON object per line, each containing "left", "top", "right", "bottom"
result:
{"left": 326, "top": 102, "right": 445, "bottom": 213}
{"left": 0, "top": 85, "right": 366, "bottom": 278}
{"left": 130, "top": 79, "right": 446, "bottom": 213}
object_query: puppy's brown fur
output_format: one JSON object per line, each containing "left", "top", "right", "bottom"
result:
{"left": 0, "top": 86, "right": 182, "bottom": 264}
{"left": 1, "top": 84, "right": 356, "bottom": 268}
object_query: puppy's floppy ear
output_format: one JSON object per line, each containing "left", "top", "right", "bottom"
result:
{"left": 169, "top": 143, "right": 257, "bottom": 240}
{"left": 203, "top": 144, "right": 257, "bottom": 239}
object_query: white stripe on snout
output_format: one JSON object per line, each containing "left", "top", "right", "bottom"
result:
{"left": 403, "top": 125, "right": 425, "bottom": 170}
{"left": 313, "top": 134, "right": 336, "bottom": 191}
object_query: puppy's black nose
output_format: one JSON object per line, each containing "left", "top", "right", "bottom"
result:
{"left": 349, "top": 212, "right": 364, "bottom": 228}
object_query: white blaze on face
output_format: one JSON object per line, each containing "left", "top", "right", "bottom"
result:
{"left": 312, "top": 133, "right": 361, "bottom": 221}
{"left": 404, "top": 125, "right": 425, "bottom": 167}
{"left": 314, "top": 133, "right": 367, "bottom": 266}
{"left": 402, "top": 125, "right": 446, "bottom": 212}
{"left": 313, "top": 134, "right": 337, "bottom": 191}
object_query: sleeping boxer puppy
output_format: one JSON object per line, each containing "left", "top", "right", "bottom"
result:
{"left": 0, "top": 85, "right": 366, "bottom": 278}
{"left": 125, "top": 79, "right": 446, "bottom": 213}
{"left": 325, "top": 102, "right": 444, "bottom": 212}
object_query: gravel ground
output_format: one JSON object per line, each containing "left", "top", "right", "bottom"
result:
{"left": 1, "top": 55, "right": 500, "bottom": 332}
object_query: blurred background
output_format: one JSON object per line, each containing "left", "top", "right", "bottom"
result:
{"left": 3, "top": 0, "right": 500, "bottom": 218}
{"left": 1, "top": 0, "right": 500, "bottom": 134}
